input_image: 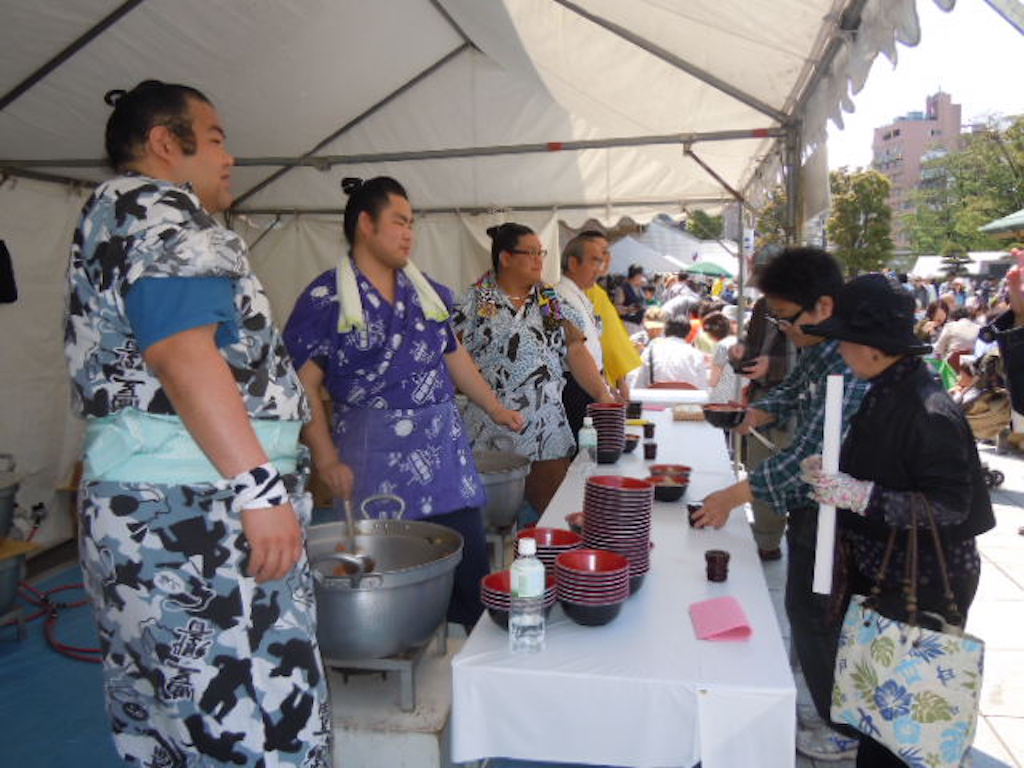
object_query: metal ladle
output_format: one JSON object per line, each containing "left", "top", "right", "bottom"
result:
{"left": 336, "top": 497, "right": 375, "bottom": 577}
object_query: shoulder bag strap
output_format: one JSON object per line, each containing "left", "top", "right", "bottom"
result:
{"left": 920, "top": 497, "right": 964, "bottom": 627}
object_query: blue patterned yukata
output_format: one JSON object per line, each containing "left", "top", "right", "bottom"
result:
{"left": 452, "top": 272, "right": 586, "bottom": 461}
{"left": 65, "top": 174, "right": 330, "bottom": 767}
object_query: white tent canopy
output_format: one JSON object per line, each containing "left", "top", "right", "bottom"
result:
{"left": 910, "top": 251, "right": 1012, "bottom": 279}
{"left": 0, "top": 0, "right": 952, "bottom": 544}
{"left": 609, "top": 235, "right": 683, "bottom": 276}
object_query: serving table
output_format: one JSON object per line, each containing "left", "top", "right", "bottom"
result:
{"left": 451, "top": 408, "right": 795, "bottom": 768}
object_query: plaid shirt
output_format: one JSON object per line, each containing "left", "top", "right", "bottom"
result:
{"left": 748, "top": 340, "right": 870, "bottom": 514}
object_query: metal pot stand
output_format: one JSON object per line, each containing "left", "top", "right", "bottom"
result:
{"left": 321, "top": 621, "right": 448, "bottom": 712}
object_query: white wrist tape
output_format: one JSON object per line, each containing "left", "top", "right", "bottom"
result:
{"left": 231, "top": 462, "right": 288, "bottom": 512}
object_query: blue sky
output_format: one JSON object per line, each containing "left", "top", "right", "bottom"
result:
{"left": 827, "top": 0, "right": 1024, "bottom": 169}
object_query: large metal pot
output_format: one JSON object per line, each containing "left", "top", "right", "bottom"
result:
{"left": 308, "top": 519, "right": 462, "bottom": 660}
{"left": 474, "top": 443, "right": 529, "bottom": 531}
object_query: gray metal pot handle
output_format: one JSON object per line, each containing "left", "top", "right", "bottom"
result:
{"left": 359, "top": 493, "right": 405, "bottom": 520}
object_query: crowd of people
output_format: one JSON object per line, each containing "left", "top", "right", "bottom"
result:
{"left": 62, "top": 78, "right": 1022, "bottom": 766}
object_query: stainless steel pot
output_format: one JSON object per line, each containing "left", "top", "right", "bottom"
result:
{"left": 308, "top": 518, "right": 462, "bottom": 660}
{"left": 474, "top": 440, "right": 529, "bottom": 531}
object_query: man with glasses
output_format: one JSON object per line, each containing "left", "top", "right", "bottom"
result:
{"left": 691, "top": 247, "right": 871, "bottom": 762}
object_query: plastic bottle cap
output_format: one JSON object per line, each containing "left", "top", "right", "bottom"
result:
{"left": 583, "top": 416, "right": 594, "bottom": 427}
{"left": 518, "top": 536, "right": 537, "bottom": 556}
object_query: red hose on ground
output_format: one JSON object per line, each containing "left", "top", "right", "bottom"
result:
{"left": 2, "top": 580, "right": 101, "bottom": 663}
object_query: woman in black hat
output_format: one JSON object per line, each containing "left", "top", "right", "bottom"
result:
{"left": 800, "top": 273, "right": 994, "bottom": 767}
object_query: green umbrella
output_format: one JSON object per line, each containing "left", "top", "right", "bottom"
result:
{"left": 684, "top": 261, "right": 732, "bottom": 277}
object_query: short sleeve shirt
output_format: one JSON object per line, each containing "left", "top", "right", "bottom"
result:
{"left": 65, "top": 174, "right": 308, "bottom": 422}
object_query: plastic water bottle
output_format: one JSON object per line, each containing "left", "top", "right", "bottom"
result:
{"left": 578, "top": 416, "right": 598, "bottom": 478}
{"left": 509, "top": 537, "right": 546, "bottom": 654}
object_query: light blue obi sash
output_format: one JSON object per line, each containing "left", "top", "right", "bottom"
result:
{"left": 84, "top": 408, "right": 301, "bottom": 484}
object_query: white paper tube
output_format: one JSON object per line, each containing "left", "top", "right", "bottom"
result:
{"left": 812, "top": 374, "right": 844, "bottom": 594}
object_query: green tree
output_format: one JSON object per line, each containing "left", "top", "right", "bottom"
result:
{"left": 826, "top": 167, "right": 894, "bottom": 276}
{"left": 754, "top": 187, "right": 788, "bottom": 251}
{"left": 686, "top": 209, "right": 724, "bottom": 240}
{"left": 906, "top": 116, "right": 1024, "bottom": 254}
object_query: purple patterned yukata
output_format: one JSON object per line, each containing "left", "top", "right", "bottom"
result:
{"left": 284, "top": 267, "right": 485, "bottom": 519}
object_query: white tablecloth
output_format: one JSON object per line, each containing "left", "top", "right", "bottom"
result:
{"left": 451, "top": 409, "right": 795, "bottom": 768}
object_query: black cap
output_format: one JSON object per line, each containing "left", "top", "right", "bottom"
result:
{"left": 801, "top": 273, "right": 932, "bottom": 356}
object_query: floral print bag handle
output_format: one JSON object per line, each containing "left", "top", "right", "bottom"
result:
{"left": 831, "top": 499, "right": 985, "bottom": 767}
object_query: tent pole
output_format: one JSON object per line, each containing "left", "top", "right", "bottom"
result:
{"left": 683, "top": 146, "right": 754, "bottom": 473}
{"left": 233, "top": 196, "right": 734, "bottom": 217}
{"left": 783, "top": 122, "right": 803, "bottom": 244}
{"left": 0, "top": 0, "right": 147, "bottom": 112}
{"left": 3, "top": 126, "right": 784, "bottom": 171}
{"left": 231, "top": 43, "right": 471, "bottom": 207}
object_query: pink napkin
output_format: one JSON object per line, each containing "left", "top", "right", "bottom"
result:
{"left": 643, "top": 404, "right": 668, "bottom": 411}
{"left": 689, "top": 596, "right": 752, "bottom": 641}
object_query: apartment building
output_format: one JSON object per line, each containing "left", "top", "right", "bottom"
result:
{"left": 871, "top": 91, "right": 963, "bottom": 250}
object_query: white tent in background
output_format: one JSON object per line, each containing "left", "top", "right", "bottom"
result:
{"left": 609, "top": 236, "right": 686, "bottom": 276}
{"left": 636, "top": 219, "right": 701, "bottom": 267}
{"left": 695, "top": 241, "right": 740, "bottom": 278}
{"left": 910, "top": 251, "right": 1012, "bottom": 279}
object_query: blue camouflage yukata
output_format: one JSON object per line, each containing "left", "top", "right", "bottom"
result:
{"left": 64, "top": 174, "right": 331, "bottom": 767}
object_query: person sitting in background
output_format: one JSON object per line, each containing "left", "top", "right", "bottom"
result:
{"left": 934, "top": 306, "right": 980, "bottom": 361}
{"left": 704, "top": 311, "right": 739, "bottom": 403}
{"left": 914, "top": 299, "right": 948, "bottom": 343}
{"left": 693, "top": 297, "right": 726, "bottom": 354}
{"left": 662, "top": 273, "right": 701, "bottom": 320}
{"left": 629, "top": 306, "right": 669, "bottom": 350}
{"left": 630, "top": 317, "right": 708, "bottom": 389}
{"left": 614, "top": 263, "right": 647, "bottom": 334}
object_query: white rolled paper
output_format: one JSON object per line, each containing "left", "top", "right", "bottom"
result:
{"left": 812, "top": 374, "right": 844, "bottom": 594}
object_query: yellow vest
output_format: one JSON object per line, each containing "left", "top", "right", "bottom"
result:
{"left": 586, "top": 285, "right": 643, "bottom": 384}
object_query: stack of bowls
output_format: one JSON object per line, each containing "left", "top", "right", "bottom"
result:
{"left": 515, "top": 527, "right": 584, "bottom": 571}
{"left": 480, "top": 569, "right": 557, "bottom": 630}
{"left": 555, "top": 549, "right": 631, "bottom": 626}
{"left": 581, "top": 475, "right": 654, "bottom": 593}
{"left": 586, "top": 403, "right": 626, "bottom": 464}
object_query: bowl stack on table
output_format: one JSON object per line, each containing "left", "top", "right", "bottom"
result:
{"left": 586, "top": 402, "right": 625, "bottom": 464}
{"left": 554, "top": 548, "right": 631, "bottom": 626}
{"left": 480, "top": 569, "right": 557, "bottom": 630}
{"left": 581, "top": 476, "right": 653, "bottom": 594}
{"left": 515, "top": 527, "right": 583, "bottom": 571}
